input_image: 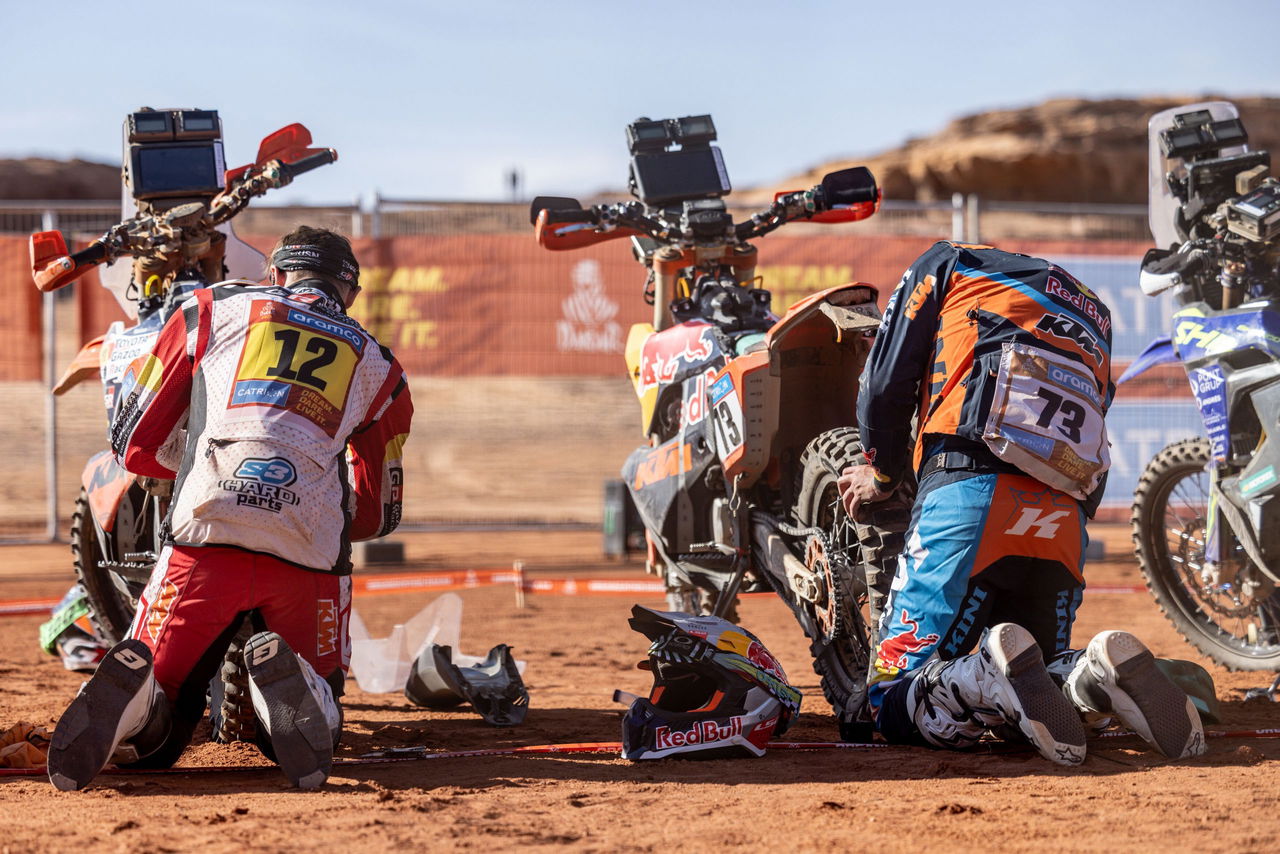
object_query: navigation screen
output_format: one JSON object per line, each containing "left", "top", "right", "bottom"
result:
{"left": 134, "top": 144, "right": 222, "bottom": 197}
{"left": 632, "top": 148, "right": 730, "bottom": 206}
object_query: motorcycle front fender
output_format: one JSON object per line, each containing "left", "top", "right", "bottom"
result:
{"left": 81, "top": 450, "right": 136, "bottom": 534}
{"left": 1117, "top": 336, "right": 1178, "bottom": 384}
{"left": 52, "top": 334, "right": 106, "bottom": 396}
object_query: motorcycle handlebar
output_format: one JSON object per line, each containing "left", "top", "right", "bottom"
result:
{"left": 70, "top": 242, "right": 109, "bottom": 268}
{"left": 282, "top": 149, "right": 338, "bottom": 180}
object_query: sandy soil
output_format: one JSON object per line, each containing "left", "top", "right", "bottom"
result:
{"left": 1, "top": 527, "right": 1279, "bottom": 853}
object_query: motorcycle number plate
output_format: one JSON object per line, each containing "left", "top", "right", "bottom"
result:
{"left": 982, "top": 342, "right": 1110, "bottom": 500}
{"left": 708, "top": 373, "right": 745, "bottom": 461}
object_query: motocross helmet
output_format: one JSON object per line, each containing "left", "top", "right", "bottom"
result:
{"left": 621, "top": 605, "right": 801, "bottom": 760}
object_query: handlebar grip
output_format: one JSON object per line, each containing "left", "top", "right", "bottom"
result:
{"left": 283, "top": 149, "right": 338, "bottom": 179}
{"left": 71, "top": 243, "right": 108, "bottom": 267}
{"left": 542, "top": 208, "right": 598, "bottom": 226}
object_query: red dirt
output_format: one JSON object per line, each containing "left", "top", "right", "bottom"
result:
{"left": 2, "top": 527, "right": 1279, "bottom": 852}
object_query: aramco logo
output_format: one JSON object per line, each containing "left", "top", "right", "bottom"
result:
{"left": 557, "top": 260, "right": 622, "bottom": 353}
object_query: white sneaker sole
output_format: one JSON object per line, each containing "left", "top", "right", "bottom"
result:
{"left": 1086, "top": 631, "right": 1206, "bottom": 759}
{"left": 984, "top": 623, "right": 1086, "bottom": 766}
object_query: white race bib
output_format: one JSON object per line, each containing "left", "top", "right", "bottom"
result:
{"left": 982, "top": 343, "right": 1110, "bottom": 499}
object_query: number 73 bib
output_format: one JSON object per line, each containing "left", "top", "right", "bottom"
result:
{"left": 982, "top": 342, "right": 1110, "bottom": 500}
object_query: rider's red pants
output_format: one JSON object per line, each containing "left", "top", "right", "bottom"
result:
{"left": 128, "top": 544, "right": 350, "bottom": 699}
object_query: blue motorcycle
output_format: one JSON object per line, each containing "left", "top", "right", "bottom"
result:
{"left": 1124, "top": 102, "right": 1280, "bottom": 683}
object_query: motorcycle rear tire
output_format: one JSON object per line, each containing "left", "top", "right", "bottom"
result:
{"left": 791, "top": 428, "right": 891, "bottom": 739}
{"left": 71, "top": 487, "right": 135, "bottom": 644}
{"left": 71, "top": 486, "right": 259, "bottom": 741}
{"left": 1133, "top": 437, "right": 1280, "bottom": 671}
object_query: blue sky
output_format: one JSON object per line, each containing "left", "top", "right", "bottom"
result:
{"left": 1, "top": 0, "right": 1276, "bottom": 204}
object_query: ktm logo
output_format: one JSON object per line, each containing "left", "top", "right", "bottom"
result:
{"left": 1036, "top": 313, "right": 1102, "bottom": 360}
{"left": 904, "top": 275, "right": 935, "bottom": 321}
{"left": 317, "top": 600, "right": 338, "bottom": 657}
{"left": 633, "top": 442, "right": 693, "bottom": 490}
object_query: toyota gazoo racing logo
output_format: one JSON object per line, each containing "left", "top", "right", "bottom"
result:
{"left": 654, "top": 716, "right": 744, "bottom": 750}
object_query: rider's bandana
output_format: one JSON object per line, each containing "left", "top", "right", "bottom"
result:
{"left": 271, "top": 243, "right": 360, "bottom": 284}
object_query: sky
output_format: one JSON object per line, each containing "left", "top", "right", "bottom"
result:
{"left": 1, "top": 0, "right": 1277, "bottom": 205}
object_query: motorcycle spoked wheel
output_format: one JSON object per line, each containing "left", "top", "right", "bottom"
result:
{"left": 71, "top": 487, "right": 136, "bottom": 643}
{"left": 1133, "top": 437, "right": 1280, "bottom": 671}
{"left": 70, "top": 486, "right": 259, "bottom": 741}
{"left": 791, "top": 427, "right": 911, "bottom": 741}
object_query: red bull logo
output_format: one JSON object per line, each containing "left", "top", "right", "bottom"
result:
{"left": 639, "top": 325, "right": 717, "bottom": 390}
{"left": 745, "top": 640, "right": 786, "bottom": 682}
{"left": 655, "top": 715, "right": 743, "bottom": 749}
{"left": 876, "top": 611, "right": 940, "bottom": 671}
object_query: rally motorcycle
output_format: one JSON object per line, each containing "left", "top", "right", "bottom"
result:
{"left": 1121, "top": 101, "right": 1280, "bottom": 689}
{"left": 531, "top": 115, "right": 913, "bottom": 737}
{"left": 30, "top": 108, "right": 338, "bottom": 735}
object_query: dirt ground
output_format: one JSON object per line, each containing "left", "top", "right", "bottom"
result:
{"left": 1, "top": 526, "right": 1279, "bottom": 853}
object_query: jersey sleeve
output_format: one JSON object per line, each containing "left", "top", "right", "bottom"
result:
{"left": 110, "top": 297, "right": 202, "bottom": 478}
{"left": 346, "top": 361, "right": 413, "bottom": 541}
{"left": 856, "top": 241, "right": 956, "bottom": 490}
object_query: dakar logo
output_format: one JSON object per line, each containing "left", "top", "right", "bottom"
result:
{"left": 875, "top": 611, "right": 940, "bottom": 672}
{"left": 654, "top": 716, "right": 744, "bottom": 749}
{"left": 556, "top": 259, "right": 622, "bottom": 353}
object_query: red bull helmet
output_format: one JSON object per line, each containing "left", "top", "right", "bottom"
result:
{"left": 621, "top": 605, "right": 801, "bottom": 760}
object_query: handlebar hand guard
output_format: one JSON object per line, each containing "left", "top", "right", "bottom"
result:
{"left": 534, "top": 206, "right": 641, "bottom": 251}
{"left": 30, "top": 230, "right": 106, "bottom": 291}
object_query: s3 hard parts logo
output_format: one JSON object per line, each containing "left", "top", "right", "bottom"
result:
{"left": 219, "top": 456, "right": 301, "bottom": 512}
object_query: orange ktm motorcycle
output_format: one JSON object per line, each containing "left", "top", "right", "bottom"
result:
{"left": 531, "top": 115, "right": 913, "bottom": 738}
{"left": 31, "top": 108, "right": 336, "bottom": 738}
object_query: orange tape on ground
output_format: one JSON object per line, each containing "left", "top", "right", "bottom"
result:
{"left": 0, "top": 577, "right": 1147, "bottom": 619}
{"left": 0, "top": 599, "right": 60, "bottom": 616}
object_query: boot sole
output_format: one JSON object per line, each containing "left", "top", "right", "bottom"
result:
{"left": 48, "top": 640, "right": 154, "bottom": 791}
{"left": 987, "top": 624, "right": 1086, "bottom": 766}
{"left": 1089, "top": 631, "right": 1205, "bottom": 759}
{"left": 244, "top": 633, "right": 333, "bottom": 789}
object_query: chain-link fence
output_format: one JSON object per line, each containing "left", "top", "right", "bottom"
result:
{"left": 0, "top": 197, "right": 1190, "bottom": 539}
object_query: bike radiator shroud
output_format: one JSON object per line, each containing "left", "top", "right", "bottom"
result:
{"left": 1173, "top": 301, "right": 1280, "bottom": 567}
{"left": 622, "top": 327, "right": 728, "bottom": 562}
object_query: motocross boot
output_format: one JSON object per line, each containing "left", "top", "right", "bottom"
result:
{"left": 909, "top": 622, "right": 1086, "bottom": 765}
{"left": 245, "top": 631, "right": 339, "bottom": 789}
{"left": 47, "top": 639, "right": 172, "bottom": 791}
{"left": 1061, "top": 630, "right": 1206, "bottom": 759}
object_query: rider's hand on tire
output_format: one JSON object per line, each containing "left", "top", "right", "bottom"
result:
{"left": 837, "top": 465, "right": 890, "bottom": 518}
